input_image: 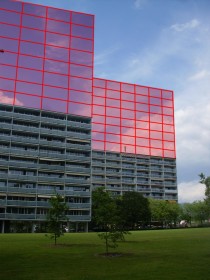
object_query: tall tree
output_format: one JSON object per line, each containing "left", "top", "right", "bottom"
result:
{"left": 46, "top": 193, "right": 68, "bottom": 245}
{"left": 199, "top": 173, "right": 210, "bottom": 202}
{"left": 118, "top": 191, "right": 151, "bottom": 230}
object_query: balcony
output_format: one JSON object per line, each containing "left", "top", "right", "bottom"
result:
{"left": 39, "top": 139, "right": 66, "bottom": 148}
{"left": 65, "top": 166, "right": 90, "bottom": 174}
{"left": 12, "top": 124, "right": 39, "bottom": 134}
{"left": 65, "top": 190, "right": 91, "bottom": 197}
{"left": 41, "top": 116, "right": 66, "bottom": 126}
{"left": 68, "top": 203, "right": 90, "bottom": 209}
{"left": 67, "top": 120, "right": 91, "bottom": 129}
{"left": 7, "top": 187, "right": 37, "bottom": 194}
{"left": 7, "top": 200, "right": 37, "bottom": 207}
{"left": 39, "top": 151, "right": 66, "bottom": 160}
{"left": 66, "top": 154, "right": 90, "bottom": 162}
{"left": 0, "top": 199, "right": 6, "bottom": 206}
{"left": 66, "top": 131, "right": 90, "bottom": 140}
{"left": 66, "top": 215, "right": 91, "bottom": 221}
{"left": 10, "top": 148, "right": 39, "bottom": 157}
{"left": 13, "top": 112, "right": 40, "bottom": 122}
{"left": 4, "top": 214, "right": 36, "bottom": 220}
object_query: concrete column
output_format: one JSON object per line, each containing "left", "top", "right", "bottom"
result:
{"left": 84, "top": 222, "right": 88, "bottom": 232}
{"left": 75, "top": 222, "right": 78, "bottom": 232}
{"left": 1, "top": 220, "right": 5, "bottom": 233}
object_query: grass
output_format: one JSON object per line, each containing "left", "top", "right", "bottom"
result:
{"left": 0, "top": 228, "right": 210, "bottom": 280}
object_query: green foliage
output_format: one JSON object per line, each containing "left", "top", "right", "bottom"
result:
{"left": 92, "top": 188, "right": 129, "bottom": 253}
{"left": 46, "top": 193, "right": 68, "bottom": 245}
{"left": 118, "top": 191, "right": 151, "bottom": 229}
{"left": 199, "top": 173, "right": 210, "bottom": 207}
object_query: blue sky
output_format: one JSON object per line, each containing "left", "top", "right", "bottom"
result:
{"left": 21, "top": 0, "right": 210, "bottom": 202}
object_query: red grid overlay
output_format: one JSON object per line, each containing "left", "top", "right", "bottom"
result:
{"left": 92, "top": 78, "right": 176, "bottom": 158}
{"left": 0, "top": 1, "right": 176, "bottom": 159}
{"left": 0, "top": 0, "right": 94, "bottom": 117}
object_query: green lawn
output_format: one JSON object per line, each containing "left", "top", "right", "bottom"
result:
{"left": 0, "top": 228, "right": 210, "bottom": 280}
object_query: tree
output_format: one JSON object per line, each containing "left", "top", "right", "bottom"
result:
{"left": 199, "top": 173, "right": 210, "bottom": 202}
{"left": 92, "top": 188, "right": 128, "bottom": 254}
{"left": 46, "top": 193, "right": 68, "bottom": 245}
{"left": 117, "top": 191, "right": 151, "bottom": 230}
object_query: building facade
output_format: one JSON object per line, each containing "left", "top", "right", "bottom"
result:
{"left": 0, "top": 0, "right": 177, "bottom": 233}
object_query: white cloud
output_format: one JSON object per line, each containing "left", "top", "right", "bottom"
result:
{"left": 189, "top": 69, "right": 210, "bottom": 81}
{"left": 134, "top": 0, "right": 147, "bottom": 9}
{"left": 171, "top": 19, "right": 200, "bottom": 32}
{"left": 94, "top": 46, "right": 120, "bottom": 66}
{"left": 178, "top": 180, "right": 205, "bottom": 203}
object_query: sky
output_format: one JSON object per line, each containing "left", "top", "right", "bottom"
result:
{"left": 20, "top": 0, "right": 210, "bottom": 203}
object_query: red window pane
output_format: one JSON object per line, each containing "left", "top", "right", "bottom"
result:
{"left": 72, "top": 24, "right": 93, "bottom": 39}
{"left": 151, "top": 140, "right": 162, "bottom": 148}
{"left": 42, "top": 98, "right": 67, "bottom": 113}
{"left": 71, "top": 37, "right": 93, "bottom": 52}
{"left": 121, "top": 83, "right": 134, "bottom": 93}
{"left": 48, "top": 7, "right": 70, "bottom": 22}
{"left": 136, "top": 138, "right": 149, "bottom": 146}
{"left": 136, "top": 103, "right": 149, "bottom": 112}
{"left": 121, "top": 109, "right": 135, "bottom": 119}
{"left": 122, "top": 127, "right": 135, "bottom": 135}
{"left": 92, "top": 131, "right": 105, "bottom": 141}
{"left": 163, "top": 115, "right": 173, "bottom": 124}
{"left": 92, "top": 140, "right": 105, "bottom": 151}
{"left": 150, "top": 97, "right": 161, "bottom": 106}
{"left": 106, "top": 142, "right": 120, "bottom": 152}
{"left": 47, "top": 19, "right": 70, "bottom": 35}
{"left": 44, "top": 73, "right": 68, "bottom": 88}
{"left": 0, "top": 52, "right": 17, "bottom": 66}
{"left": 136, "top": 146, "right": 149, "bottom": 155}
{"left": 93, "top": 105, "right": 105, "bottom": 115}
{"left": 0, "top": 65, "right": 16, "bottom": 79}
{"left": 150, "top": 88, "right": 161, "bottom": 97}
{"left": 150, "top": 113, "right": 162, "bottom": 123}
{"left": 150, "top": 131, "right": 162, "bottom": 139}
{"left": 121, "top": 135, "right": 135, "bottom": 145}
{"left": 163, "top": 133, "right": 174, "bottom": 141}
{"left": 106, "top": 125, "right": 120, "bottom": 134}
{"left": 106, "top": 117, "right": 120, "bottom": 126}
{"left": 21, "top": 28, "right": 44, "bottom": 43}
{"left": 92, "top": 123, "right": 105, "bottom": 131}
{"left": 45, "top": 45, "right": 69, "bottom": 62}
{"left": 70, "top": 64, "right": 92, "bottom": 79}
{"left": 22, "top": 14, "right": 46, "bottom": 30}
{"left": 0, "top": 91, "right": 14, "bottom": 105}
{"left": 46, "top": 32, "right": 69, "bottom": 48}
{"left": 70, "top": 77, "right": 92, "bottom": 92}
{"left": 150, "top": 122, "right": 162, "bottom": 131}
{"left": 93, "top": 79, "right": 105, "bottom": 88}
{"left": 69, "top": 90, "right": 92, "bottom": 104}
{"left": 136, "top": 129, "right": 149, "bottom": 138}
{"left": 106, "top": 107, "right": 120, "bottom": 117}
{"left": 162, "top": 90, "right": 173, "bottom": 100}
{"left": 107, "top": 81, "right": 120, "bottom": 90}
{"left": 151, "top": 149, "right": 163, "bottom": 157}
{"left": 163, "top": 124, "right": 174, "bottom": 133}
{"left": 44, "top": 86, "right": 68, "bottom": 100}
{"left": 93, "top": 87, "right": 105, "bottom": 97}
{"left": 23, "top": 3, "right": 46, "bottom": 17}
{"left": 121, "top": 92, "right": 134, "bottom": 101}
{"left": 70, "top": 50, "right": 92, "bottom": 66}
{"left": 0, "top": 24, "right": 20, "bottom": 39}
{"left": 136, "top": 86, "right": 148, "bottom": 95}
{"left": 18, "top": 68, "right": 42, "bottom": 84}
{"left": 136, "top": 111, "right": 149, "bottom": 121}
{"left": 106, "top": 98, "right": 120, "bottom": 107}
{"left": 136, "top": 121, "right": 149, "bottom": 129}
{"left": 162, "top": 99, "right": 173, "bottom": 107}
{"left": 0, "top": 9, "right": 21, "bottom": 25}
{"left": 18, "top": 55, "right": 43, "bottom": 70}
{"left": 106, "top": 90, "right": 120, "bottom": 99}
{"left": 72, "top": 12, "right": 93, "bottom": 27}
{"left": 68, "top": 102, "right": 91, "bottom": 117}
{"left": 0, "top": 1, "right": 22, "bottom": 12}
{"left": 163, "top": 141, "right": 175, "bottom": 150}
{"left": 122, "top": 145, "right": 135, "bottom": 154}
{"left": 15, "top": 93, "right": 41, "bottom": 109}
{"left": 93, "top": 96, "right": 105, "bottom": 106}
{"left": 92, "top": 115, "right": 105, "bottom": 123}
{"left": 0, "top": 78, "right": 15, "bottom": 91}
{"left": 45, "top": 60, "right": 68, "bottom": 75}
{"left": 106, "top": 133, "right": 120, "bottom": 142}
{"left": 164, "top": 150, "right": 175, "bottom": 158}
{"left": 121, "top": 118, "right": 135, "bottom": 127}
{"left": 20, "top": 41, "right": 44, "bottom": 57}
{"left": 121, "top": 101, "right": 134, "bottom": 110}
{"left": 150, "top": 105, "right": 161, "bottom": 114}
{"left": 136, "top": 95, "right": 148, "bottom": 103}
{"left": 0, "top": 37, "right": 19, "bottom": 53}
{"left": 163, "top": 107, "right": 173, "bottom": 115}
{"left": 16, "top": 81, "right": 42, "bottom": 96}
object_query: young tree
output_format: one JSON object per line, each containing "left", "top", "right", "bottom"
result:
{"left": 46, "top": 193, "right": 68, "bottom": 245}
{"left": 199, "top": 173, "right": 210, "bottom": 203}
{"left": 92, "top": 188, "right": 128, "bottom": 254}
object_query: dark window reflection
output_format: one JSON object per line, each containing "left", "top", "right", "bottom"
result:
{"left": 18, "top": 68, "right": 42, "bottom": 84}
{"left": 0, "top": 52, "right": 17, "bottom": 66}
{"left": 20, "top": 41, "right": 44, "bottom": 57}
{"left": 0, "top": 9, "right": 21, "bottom": 25}
{"left": 0, "top": 78, "right": 15, "bottom": 91}
{"left": 23, "top": 3, "right": 46, "bottom": 17}
{"left": 19, "top": 55, "right": 43, "bottom": 71}
{"left": 0, "top": 37, "right": 19, "bottom": 53}
{"left": 72, "top": 24, "right": 93, "bottom": 39}
{"left": 21, "top": 28, "right": 44, "bottom": 43}
{"left": 48, "top": 7, "right": 70, "bottom": 22}
{"left": 44, "top": 86, "right": 68, "bottom": 100}
{"left": 22, "top": 14, "right": 46, "bottom": 30}
{"left": 16, "top": 81, "right": 42, "bottom": 96}
{"left": 71, "top": 37, "right": 93, "bottom": 52}
{"left": 0, "top": 1, "right": 22, "bottom": 12}
{"left": 0, "top": 24, "right": 20, "bottom": 39}
{"left": 72, "top": 12, "right": 93, "bottom": 27}
{"left": 0, "top": 65, "right": 16, "bottom": 79}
